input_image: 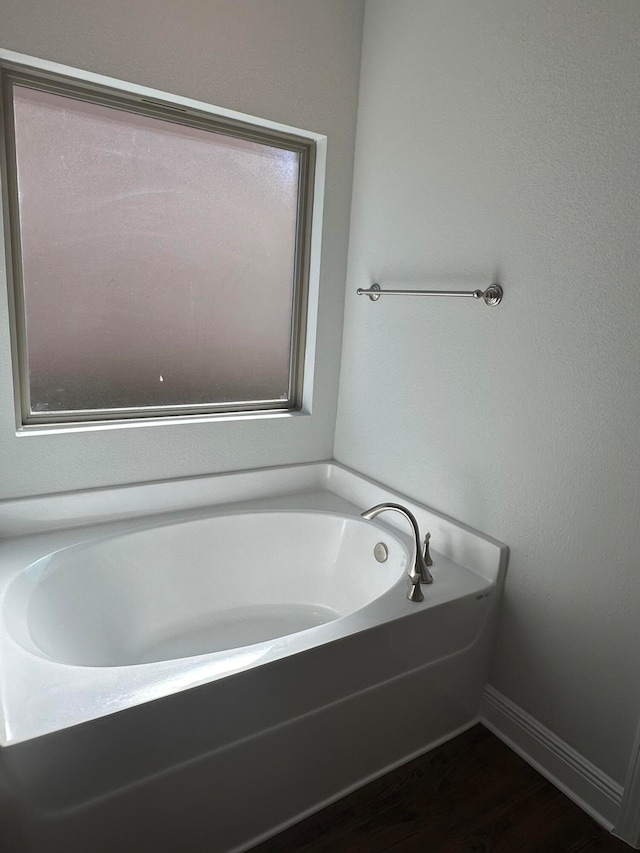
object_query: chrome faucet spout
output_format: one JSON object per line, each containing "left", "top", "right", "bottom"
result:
{"left": 360, "top": 502, "right": 434, "bottom": 588}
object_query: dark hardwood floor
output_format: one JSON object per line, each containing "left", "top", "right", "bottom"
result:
{"left": 249, "top": 725, "right": 630, "bottom": 853}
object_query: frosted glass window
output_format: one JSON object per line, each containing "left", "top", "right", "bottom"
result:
{"left": 2, "top": 72, "right": 315, "bottom": 424}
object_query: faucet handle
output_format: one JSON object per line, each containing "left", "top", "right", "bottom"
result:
{"left": 423, "top": 532, "right": 433, "bottom": 567}
{"left": 407, "top": 572, "right": 424, "bottom": 602}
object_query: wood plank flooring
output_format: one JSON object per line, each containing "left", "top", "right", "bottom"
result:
{"left": 248, "top": 725, "right": 630, "bottom": 853}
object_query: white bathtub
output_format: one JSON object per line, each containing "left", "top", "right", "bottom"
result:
{"left": 0, "top": 462, "right": 507, "bottom": 853}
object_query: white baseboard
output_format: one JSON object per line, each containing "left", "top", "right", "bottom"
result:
{"left": 615, "top": 716, "right": 640, "bottom": 848}
{"left": 480, "top": 685, "right": 623, "bottom": 832}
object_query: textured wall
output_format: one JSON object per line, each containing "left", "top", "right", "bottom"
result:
{"left": 0, "top": 0, "right": 364, "bottom": 498}
{"left": 335, "top": 0, "right": 640, "bottom": 784}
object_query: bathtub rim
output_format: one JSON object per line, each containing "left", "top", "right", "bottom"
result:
{"left": 0, "top": 461, "right": 508, "bottom": 585}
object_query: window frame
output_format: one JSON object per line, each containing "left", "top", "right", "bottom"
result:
{"left": 0, "top": 59, "right": 318, "bottom": 430}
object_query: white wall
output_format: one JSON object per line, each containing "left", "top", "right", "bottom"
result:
{"left": 335, "top": 0, "right": 640, "bottom": 786}
{"left": 0, "top": 0, "right": 364, "bottom": 498}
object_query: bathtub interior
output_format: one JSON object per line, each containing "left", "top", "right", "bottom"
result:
{"left": 5, "top": 510, "right": 410, "bottom": 667}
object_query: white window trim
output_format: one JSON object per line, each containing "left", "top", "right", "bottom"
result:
{"left": 0, "top": 49, "right": 326, "bottom": 436}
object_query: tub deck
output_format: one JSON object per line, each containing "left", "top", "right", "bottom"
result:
{"left": 0, "top": 462, "right": 507, "bottom": 853}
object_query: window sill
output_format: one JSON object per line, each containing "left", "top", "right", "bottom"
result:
{"left": 15, "top": 408, "right": 310, "bottom": 437}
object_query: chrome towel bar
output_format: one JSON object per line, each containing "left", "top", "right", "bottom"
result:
{"left": 357, "top": 283, "right": 503, "bottom": 306}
